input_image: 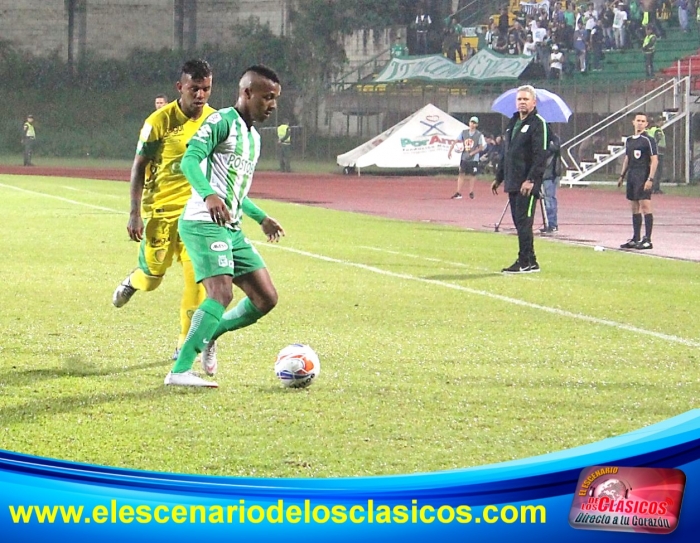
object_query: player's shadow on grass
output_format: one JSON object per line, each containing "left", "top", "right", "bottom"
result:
{"left": 0, "top": 358, "right": 170, "bottom": 387}
{"left": 422, "top": 272, "right": 499, "bottom": 281}
{"left": 0, "top": 387, "right": 181, "bottom": 425}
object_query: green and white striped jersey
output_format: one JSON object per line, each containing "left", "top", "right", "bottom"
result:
{"left": 181, "top": 107, "right": 261, "bottom": 229}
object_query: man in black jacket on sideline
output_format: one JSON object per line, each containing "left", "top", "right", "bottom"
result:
{"left": 492, "top": 85, "right": 549, "bottom": 274}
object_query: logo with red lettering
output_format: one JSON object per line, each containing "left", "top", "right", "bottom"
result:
{"left": 569, "top": 466, "right": 685, "bottom": 534}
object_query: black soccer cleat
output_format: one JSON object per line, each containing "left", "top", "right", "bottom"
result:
{"left": 502, "top": 261, "right": 529, "bottom": 274}
{"left": 637, "top": 237, "right": 653, "bottom": 250}
{"left": 620, "top": 239, "right": 640, "bottom": 249}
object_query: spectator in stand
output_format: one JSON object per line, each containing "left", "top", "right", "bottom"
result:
{"left": 523, "top": 34, "right": 537, "bottom": 57}
{"left": 390, "top": 36, "right": 409, "bottom": 58}
{"left": 464, "top": 42, "right": 476, "bottom": 61}
{"left": 565, "top": 3, "right": 577, "bottom": 27}
{"left": 573, "top": 20, "right": 588, "bottom": 71}
{"left": 628, "top": 1, "right": 645, "bottom": 47}
{"left": 485, "top": 21, "right": 500, "bottom": 49}
{"left": 506, "top": 34, "right": 522, "bottom": 55}
{"left": 550, "top": 44, "right": 564, "bottom": 78}
{"left": 601, "top": 2, "right": 615, "bottom": 49}
{"left": 494, "top": 36, "right": 509, "bottom": 55}
{"left": 444, "top": 14, "right": 463, "bottom": 35}
{"left": 553, "top": 2, "right": 566, "bottom": 25}
{"left": 499, "top": 7, "right": 510, "bottom": 35}
{"left": 415, "top": 7, "right": 432, "bottom": 55}
{"left": 585, "top": 12, "right": 598, "bottom": 40}
{"left": 643, "top": 0, "right": 666, "bottom": 38}
{"left": 590, "top": 19, "right": 605, "bottom": 70}
{"left": 532, "top": 20, "right": 549, "bottom": 62}
{"left": 510, "top": 21, "right": 527, "bottom": 50}
{"left": 562, "top": 19, "right": 575, "bottom": 49}
{"left": 677, "top": 0, "right": 690, "bottom": 33}
{"left": 442, "top": 17, "right": 463, "bottom": 62}
{"left": 613, "top": 2, "right": 628, "bottom": 50}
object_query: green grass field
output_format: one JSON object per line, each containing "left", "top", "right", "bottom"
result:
{"left": 0, "top": 173, "right": 699, "bottom": 478}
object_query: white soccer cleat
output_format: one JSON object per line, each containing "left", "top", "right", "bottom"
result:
{"left": 201, "top": 341, "right": 218, "bottom": 376}
{"left": 164, "top": 370, "right": 218, "bottom": 388}
{"left": 112, "top": 276, "right": 137, "bottom": 308}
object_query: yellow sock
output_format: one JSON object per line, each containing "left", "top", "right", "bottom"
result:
{"left": 130, "top": 268, "right": 163, "bottom": 291}
{"left": 178, "top": 260, "right": 206, "bottom": 348}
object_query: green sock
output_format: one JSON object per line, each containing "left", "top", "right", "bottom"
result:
{"left": 171, "top": 298, "right": 225, "bottom": 373}
{"left": 211, "top": 297, "right": 264, "bottom": 341}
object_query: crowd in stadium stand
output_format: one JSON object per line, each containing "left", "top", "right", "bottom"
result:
{"left": 400, "top": 1, "right": 695, "bottom": 80}
{"left": 480, "top": 1, "right": 689, "bottom": 78}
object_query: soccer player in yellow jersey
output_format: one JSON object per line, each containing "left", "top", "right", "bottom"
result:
{"left": 154, "top": 94, "right": 168, "bottom": 110}
{"left": 113, "top": 59, "right": 214, "bottom": 361}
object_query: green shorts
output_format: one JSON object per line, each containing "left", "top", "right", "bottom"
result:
{"left": 178, "top": 219, "right": 266, "bottom": 283}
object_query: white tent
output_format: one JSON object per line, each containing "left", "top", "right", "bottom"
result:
{"left": 337, "top": 103, "right": 468, "bottom": 171}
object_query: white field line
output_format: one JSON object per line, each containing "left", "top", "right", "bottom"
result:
{"left": 0, "top": 182, "right": 126, "bottom": 214}
{"left": 262, "top": 244, "right": 700, "bottom": 348}
{"left": 2, "top": 181, "right": 697, "bottom": 348}
{"left": 61, "top": 185, "right": 122, "bottom": 199}
{"left": 359, "top": 245, "right": 498, "bottom": 274}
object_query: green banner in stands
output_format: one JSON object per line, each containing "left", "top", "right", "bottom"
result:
{"left": 374, "top": 49, "right": 532, "bottom": 83}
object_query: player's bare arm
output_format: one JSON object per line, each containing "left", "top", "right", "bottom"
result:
{"left": 261, "top": 217, "right": 285, "bottom": 242}
{"left": 126, "top": 154, "right": 151, "bottom": 242}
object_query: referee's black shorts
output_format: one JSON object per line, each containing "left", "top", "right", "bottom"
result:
{"left": 626, "top": 170, "right": 652, "bottom": 201}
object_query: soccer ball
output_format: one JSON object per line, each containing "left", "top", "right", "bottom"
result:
{"left": 274, "top": 344, "right": 320, "bottom": 389}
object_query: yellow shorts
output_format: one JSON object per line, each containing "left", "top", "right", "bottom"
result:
{"left": 137, "top": 215, "right": 190, "bottom": 276}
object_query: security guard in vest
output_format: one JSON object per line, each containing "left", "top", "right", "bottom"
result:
{"left": 646, "top": 117, "right": 666, "bottom": 193}
{"left": 642, "top": 25, "right": 657, "bottom": 78}
{"left": 277, "top": 120, "right": 292, "bottom": 172}
{"left": 22, "top": 114, "right": 36, "bottom": 166}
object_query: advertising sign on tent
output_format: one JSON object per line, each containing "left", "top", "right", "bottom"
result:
{"left": 337, "top": 104, "right": 468, "bottom": 171}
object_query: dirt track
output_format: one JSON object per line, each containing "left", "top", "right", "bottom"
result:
{"left": 1, "top": 165, "right": 698, "bottom": 262}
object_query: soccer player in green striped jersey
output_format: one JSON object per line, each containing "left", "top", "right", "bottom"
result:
{"left": 165, "top": 65, "right": 285, "bottom": 387}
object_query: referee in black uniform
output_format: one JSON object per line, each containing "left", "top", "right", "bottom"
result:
{"left": 617, "top": 112, "right": 658, "bottom": 250}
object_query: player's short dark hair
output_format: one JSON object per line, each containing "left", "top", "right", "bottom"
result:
{"left": 181, "top": 59, "right": 212, "bottom": 80}
{"left": 632, "top": 111, "right": 648, "bottom": 120}
{"left": 241, "top": 65, "right": 280, "bottom": 84}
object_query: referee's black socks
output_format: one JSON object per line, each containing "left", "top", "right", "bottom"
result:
{"left": 633, "top": 213, "right": 642, "bottom": 241}
{"left": 644, "top": 213, "right": 653, "bottom": 241}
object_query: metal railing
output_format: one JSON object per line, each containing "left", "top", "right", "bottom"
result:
{"left": 561, "top": 76, "right": 691, "bottom": 185}
{"left": 331, "top": 50, "right": 392, "bottom": 91}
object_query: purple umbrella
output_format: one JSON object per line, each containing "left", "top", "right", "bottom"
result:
{"left": 491, "top": 87, "right": 572, "bottom": 123}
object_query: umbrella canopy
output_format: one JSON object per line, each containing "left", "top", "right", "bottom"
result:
{"left": 491, "top": 87, "right": 572, "bottom": 123}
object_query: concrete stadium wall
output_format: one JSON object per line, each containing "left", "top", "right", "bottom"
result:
{"left": 0, "top": 0, "right": 288, "bottom": 59}
{"left": 0, "top": 0, "right": 67, "bottom": 58}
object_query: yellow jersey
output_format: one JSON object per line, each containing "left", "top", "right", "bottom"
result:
{"left": 137, "top": 100, "right": 216, "bottom": 218}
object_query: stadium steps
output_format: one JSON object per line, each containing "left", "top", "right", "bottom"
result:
{"left": 561, "top": 107, "right": 684, "bottom": 187}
